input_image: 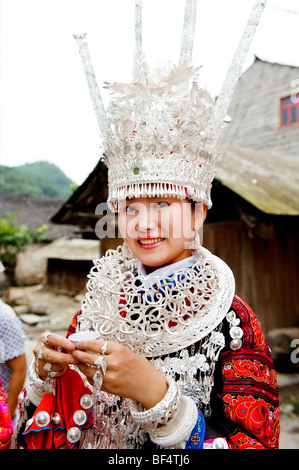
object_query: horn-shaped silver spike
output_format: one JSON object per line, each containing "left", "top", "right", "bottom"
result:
{"left": 180, "top": 0, "right": 198, "bottom": 64}
{"left": 215, "top": 0, "right": 267, "bottom": 131}
{"left": 73, "top": 33, "right": 107, "bottom": 137}
{"left": 134, "top": 0, "right": 143, "bottom": 75}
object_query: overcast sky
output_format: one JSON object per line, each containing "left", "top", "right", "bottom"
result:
{"left": 1, "top": 0, "right": 299, "bottom": 184}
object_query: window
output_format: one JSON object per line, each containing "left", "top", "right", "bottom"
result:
{"left": 280, "top": 94, "right": 299, "bottom": 128}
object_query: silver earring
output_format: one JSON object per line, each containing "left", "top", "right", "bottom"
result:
{"left": 190, "top": 230, "right": 201, "bottom": 251}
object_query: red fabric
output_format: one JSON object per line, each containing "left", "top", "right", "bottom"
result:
{"left": 222, "top": 296, "right": 280, "bottom": 449}
{"left": 24, "top": 367, "right": 93, "bottom": 449}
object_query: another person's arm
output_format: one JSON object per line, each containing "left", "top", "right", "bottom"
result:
{"left": 6, "top": 353, "right": 27, "bottom": 419}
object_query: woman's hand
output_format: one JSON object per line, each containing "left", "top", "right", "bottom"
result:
{"left": 33, "top": 332, "right": 78, "bottom": 380}
{"left": 73, "top": 340, "right": 168, "bottom": 409}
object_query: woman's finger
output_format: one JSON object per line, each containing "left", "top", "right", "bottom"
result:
{"left": 33, "top": 332, "right": 75, "bottom": 356}
{"left": 41, "top": 346, "right": 78, "bottom": 365}
{"left": 44, "top": 332, "right": 76, "bottom": 352}
{"left": 72, "top": 349, "right": 100, "bottom": 366}
{"left": 75, "top": 339, "right": 110, "bottom": 355}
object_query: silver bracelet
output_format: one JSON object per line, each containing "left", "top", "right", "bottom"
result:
{"left": 148, "top": 395, "right": 198, "bottom": 448}
{"left": 28, "top": 357, "right": 56, "bottom": 395}
{"left": 26, "top": 380, "right": 45, "bottom": 407}
{"left": 129, "top": 378, "right": 181, "bottom": 427}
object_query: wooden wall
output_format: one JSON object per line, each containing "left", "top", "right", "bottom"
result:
{"left": 46, "top": 259, "right": 93, "bottom": 294}
{"left": 203, "top": 218, "right": 299, "bottom": 333}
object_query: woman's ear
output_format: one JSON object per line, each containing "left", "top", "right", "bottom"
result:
{"left": 193, "top": 203, "right": 208, "bottom": 231}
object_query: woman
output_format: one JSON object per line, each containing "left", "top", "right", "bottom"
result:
{"left": 14, "top": 1, "right": 279, "bottom": 449}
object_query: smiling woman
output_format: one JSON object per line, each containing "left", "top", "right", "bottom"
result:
{"left": 118, "top": 197, "right": 207, "bottom": 271}
{"left": 13, "top": 0, "right": 280, "bottom": 451}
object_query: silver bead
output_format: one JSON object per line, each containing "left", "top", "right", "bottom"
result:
{"left": 80, "top": 394, "right": 93, "bottom": 409}
{"left": 52, "top": 412, "right": 61, "bottom": 426}
{"left": 35, "top": 411, "right": 50, "bottom": 427}
{"left": 73, "top": 410, "right": 87, "bottom": 426}
{"left": 226, "top": 311, "right": 236, "bottom": 322}
{"left": 230, "top": 338, "right": 242, "bottom": 350}
{"left": 67, "top": 427, "right": 81, "bottom": 444}
{"left": 213, "top": 438, "right": 228, "bottom": 449}
{"left": 230, "top": 326, "right": 243, "bottom": 339}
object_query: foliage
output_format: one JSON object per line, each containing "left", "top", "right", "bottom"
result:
{"left": 0, "top": 161, "right": 75, "bottom": 198}
{"left": 0, "top": 212, "right": 48, "bottom": 266}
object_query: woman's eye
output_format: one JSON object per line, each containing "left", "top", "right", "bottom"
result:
{"left": 125, "top": 205, "right": 137, "bottom": 213}
{"left": 155, "top": 201, "right": 169, "bottom": 209}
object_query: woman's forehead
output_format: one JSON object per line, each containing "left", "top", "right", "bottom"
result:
{"left": 121, "top": 195, "right": 189, "bottom": 205}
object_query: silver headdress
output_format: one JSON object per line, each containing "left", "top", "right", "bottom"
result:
{"left": 74, "top": 0, "right": 266, "bottom": 211}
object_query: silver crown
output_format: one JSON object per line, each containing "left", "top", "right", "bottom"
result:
{"left": 74, "top": 0, "right": 266, "bottom": 212}
{"left": 102, "top": 63, "right": 218, "bottom": 210}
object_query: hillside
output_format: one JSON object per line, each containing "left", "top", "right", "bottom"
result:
{"left": 0, "top": 161, "right": 75, "bottom": 198}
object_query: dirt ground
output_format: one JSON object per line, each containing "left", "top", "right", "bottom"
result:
{"left": 6, "top": 284, "right": 299, "bottom": 450}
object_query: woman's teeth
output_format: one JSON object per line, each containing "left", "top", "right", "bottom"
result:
{"left": 139, "top": 238, "right": 164, "bottom": 245}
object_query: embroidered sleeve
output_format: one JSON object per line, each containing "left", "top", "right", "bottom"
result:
{"left": 0, "top": 379, "right": 13, "bottom": 449}
{"left": 66, "top": 311, "right": 81, "bottom": 337}
{"left": 218, "top": 296, "right": 280, "bottom": 449}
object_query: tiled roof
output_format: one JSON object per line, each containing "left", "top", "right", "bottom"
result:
{"left": 216, "top": 146, "right": 299, "bottom": 215}
{"left": 0, "top": 193, "right": 78, "bottom": 240}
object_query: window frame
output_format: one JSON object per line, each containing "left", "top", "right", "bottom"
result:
{"left": 280, "top": 93, "right": 299, "bottom": 128}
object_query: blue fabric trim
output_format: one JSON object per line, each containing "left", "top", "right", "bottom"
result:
{"left": 185, "top": 410, "right": 205, "bottom": 449}
{"left": 23, "top": 426, "right": 51, "bottom": 435}
{"left": 23, "top": 407, "right": 93, "bottom": 442}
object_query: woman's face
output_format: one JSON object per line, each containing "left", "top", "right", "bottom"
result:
{"left": 118, "top": 196, "right": 207, "bottom": 272}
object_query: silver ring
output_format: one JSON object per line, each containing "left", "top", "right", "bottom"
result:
{"left": 101, "top": 340, "right": 108, "bottom": 355}
{"left": 48, "top": 370, "right": 58, "bottom": 378}
{"left": 93, "top": 355, "right": 107, "bottom": 375}
{"left": 36, "top": 347, "right": 43, "bottom": 360}
{"left": 43, "top": 362, "right": 52, "bottom": 372}
{"left": 42, "top": 331, "right": 51, "bottom": 345}
{"left": 42, "top": 361, "right": 58, "bottom": 378}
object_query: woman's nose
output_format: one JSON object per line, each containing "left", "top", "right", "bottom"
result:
{"left": 136, "top": 204, "right": 156, "bottom": 232}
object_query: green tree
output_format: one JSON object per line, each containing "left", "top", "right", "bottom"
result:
{"left": 0, "top": 212, "right": 47, "bottom": 285}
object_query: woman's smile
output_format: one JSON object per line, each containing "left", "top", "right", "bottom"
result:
{"left": 137, "top": 237, "right": 165, "bottom": 248}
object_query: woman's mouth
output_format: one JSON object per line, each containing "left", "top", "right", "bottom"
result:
{"left": 138, "top": 237, "right": 165, "bottom": 248}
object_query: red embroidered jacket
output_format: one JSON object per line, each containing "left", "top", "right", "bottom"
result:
{"left": 206, "top": 295, "right": 280, "bottom": 448}
{"left": 19, "top": 293, "right": 279, "bottom": 449}
{"left": 67, "top": 295, "right": 280, "bottom": 449}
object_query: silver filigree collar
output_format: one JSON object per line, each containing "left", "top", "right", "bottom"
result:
{"left": 80, "top": 245, "right": 235, "bottom": 357}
